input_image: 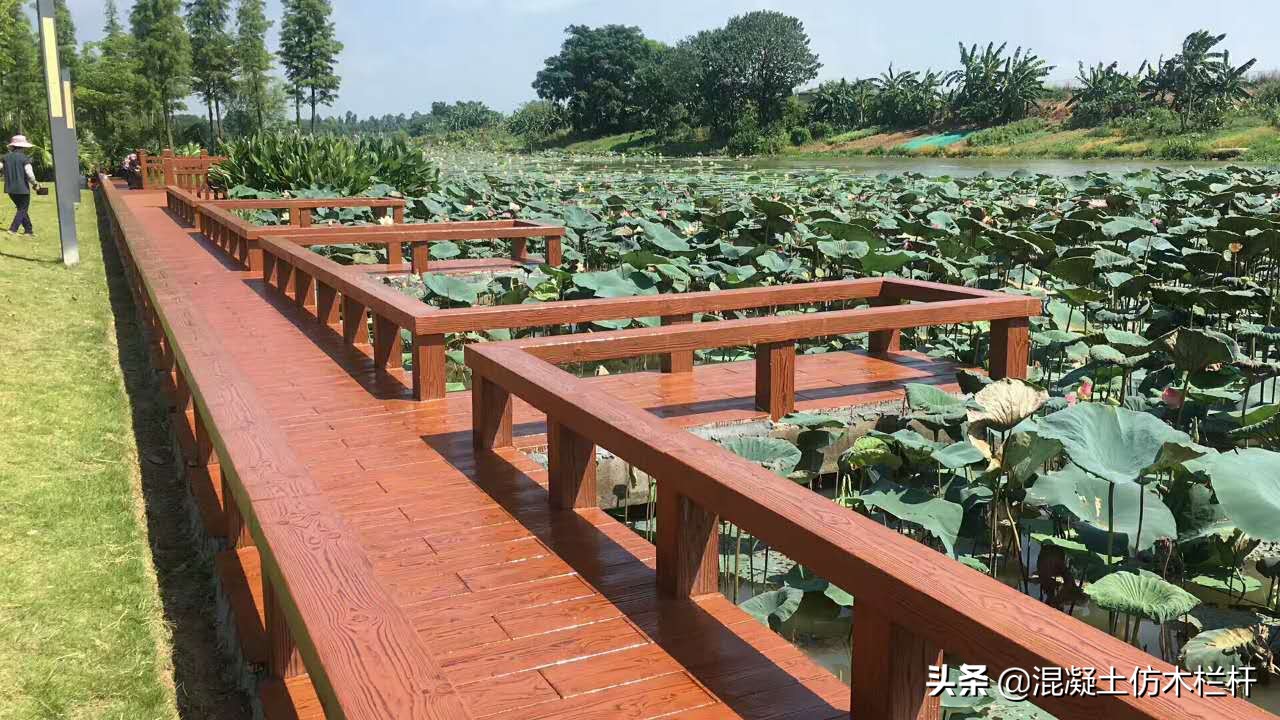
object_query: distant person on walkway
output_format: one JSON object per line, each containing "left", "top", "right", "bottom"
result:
{"left": 4, "top": 135, "right": 39, "bottom": 235}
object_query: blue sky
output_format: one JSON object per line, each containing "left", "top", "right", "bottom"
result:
{"left": 65, "top": 0, "right": 1280, "bottom": 117}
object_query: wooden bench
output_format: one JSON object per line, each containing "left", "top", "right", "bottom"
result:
{"left": 257, "top": 234, "right": 1036, "bottom": 407}
{"left": 100, "top": 177, "right": 470, "bottom": 720}
{"left": 465, "top": 323, "right": 1275, "bottom": 720}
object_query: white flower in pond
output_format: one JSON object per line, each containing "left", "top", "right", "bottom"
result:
{"left": 1088, "top": 198, "right": 1108, "bottom": 208}
{"left": 376, "top": 214, "right": 394, "bottom": 226}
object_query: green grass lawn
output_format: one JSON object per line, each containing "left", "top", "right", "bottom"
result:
{"left": 0, "top": 188, "right": 178, "bottom": 720}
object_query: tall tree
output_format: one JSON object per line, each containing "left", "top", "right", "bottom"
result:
{"left": 0, "top": 0, "right": 44, "bottom": 143}
{"left": 132, "top": 0, "right": 192, "bottom": 147}
{"left": 234, "top": 0, "right": 272, "bottom": 132}
{"left": 278, "top": 0, "right": 342, "bottom": 130}
{"left": 532, "top": 25, "right": 663, "bottom": 136}
{"left": 690, "top": 11, "right": 820, "bottom": 131}
{"left": 103, "top": 0, "right": 123, "bottom": 36}
{"left": 53, "top": 0, "right": 78, "bottom": 78}
{"left": 186, "top": 0, "right": 236, "bottom": 145}
{"left": 76, "top": 0, "right": 147, "bottom": 164}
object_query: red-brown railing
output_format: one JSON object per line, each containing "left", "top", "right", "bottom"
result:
{"left": 99, "top": 177, "right": 469, "bottom": 720}
{"left": 257, "top": 233, "right": 1036, "bottom": 409}
{"left": 464, "top": 312, "right": 1274, "bottom": 720}
{"left": 137, "top": 149, "right": 225, "bottom": 191}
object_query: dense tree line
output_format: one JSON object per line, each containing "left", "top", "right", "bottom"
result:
{"left": 530, "top": 17, "right": 1267, "bottom": 152}
{"left": 0, "top": 0, "right": 344, "bottom": 170}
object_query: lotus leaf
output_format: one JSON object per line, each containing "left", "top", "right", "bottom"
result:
{"left": 1182, "top": 449, "right": 1280, "bottom": 541}
{"left": 859, "top": 480, "right": 962, "bottom": 555}
{"left": 1180, "top": 627, "right": 1262, "bottom": 674}
{"left": 738, "top": 587, "right": 803, "bottom": 630}
{"left": 721, "top": 436, "right": 802, "bottom": 477}
{"left": 967, "top": 378, "right": 1048, "bottom": 432}
{"left": 1035, "top": 404, "right": 1198, "bottom": 484}
{"left": 1083, "top": 570, "right": 1199, "bottom": 622}
{"left": 1025, "top": 464, "right": 1176, "bottom": 552}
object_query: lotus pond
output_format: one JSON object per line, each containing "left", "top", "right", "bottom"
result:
{"left": 238, "top": 155, "right": 1280, "bottom": 715}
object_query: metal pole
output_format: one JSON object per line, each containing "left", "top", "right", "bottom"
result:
{"left": 35, "top": 0, "right": 79, "bottom": 266}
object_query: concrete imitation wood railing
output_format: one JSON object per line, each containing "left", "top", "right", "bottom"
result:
{"left": 463, "top": 316, "right": 1274, "bottom": 720}
{"left": 99, "top": 177, "right": 470, "bottom": 720}
{"left": 256, "top": 234, "right": 1036, "bottom": 408}
{"left": 138, "top": 149, "right": 225, "bottom": 191}
{"left": 180, "top": 191, "right": 563, "bottom": 276}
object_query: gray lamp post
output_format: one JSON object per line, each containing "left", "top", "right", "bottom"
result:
{"left": 35, "top": 0, "right": 80, "bottom": 267}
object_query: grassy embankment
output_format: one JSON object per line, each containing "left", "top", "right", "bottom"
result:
{"left": 551, "top": 114, "right": 1280, "bottom": 162}
{"left": 0, "top": 189, "right": 179, "bottom": 720}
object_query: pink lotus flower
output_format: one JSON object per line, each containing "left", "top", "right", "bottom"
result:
{"left": 1078, "top": 378, "right": 1094, "bottom": 401}
{"left": 1065, "top": 391, "right": 1079, "bottom": 406}
{"left": 1162, "top": 386, "right": 1184, "bottom": 409}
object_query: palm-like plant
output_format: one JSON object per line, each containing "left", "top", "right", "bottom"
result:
{"left": 1067, "top": 61, "right": 1144, "bottom": 127}
{"left": 946, "top": 42, "right": 1053, "bottom": 125}
{"left": 1139, "top": 30, "right": 1257, "bottom": 130}
{"left": 872, "top": 66, "right": 945, "bottom": 128}
{"left": 809, "top": 79, "right": 876, "bottom": 129}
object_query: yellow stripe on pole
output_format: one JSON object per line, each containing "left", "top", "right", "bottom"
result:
{"left": 41, "top": 17, "right": 62, "bottom": 118}
{"left": 62, "top": 80, "right": 75, "bottom": 129}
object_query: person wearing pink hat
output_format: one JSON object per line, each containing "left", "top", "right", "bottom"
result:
{"left": 4, "top": 135, "right": 40, "bottom": 234}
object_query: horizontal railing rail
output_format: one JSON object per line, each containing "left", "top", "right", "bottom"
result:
{"left": 189, "top": 199, "right": 563, "bottom": 275}
{"left": 256, "top": 234, "right": 1037, "bottom": 408}
{"left": 100, "top": 177, "right": 469, "bottom": 720}
{"left": 464, "top": 331, "right": 1274, "bottom": 720}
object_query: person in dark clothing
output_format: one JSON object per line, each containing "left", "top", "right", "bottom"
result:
{"left": 4, "top": 135, "right": 40, "bottom": 234}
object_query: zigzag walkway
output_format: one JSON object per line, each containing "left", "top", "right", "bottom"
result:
{"left": 111, "top": 184, "right": 965, "bottom": 720}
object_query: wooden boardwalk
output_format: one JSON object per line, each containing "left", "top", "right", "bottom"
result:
{"left": 118, "top": 186, "right": 971, "bottom": 719}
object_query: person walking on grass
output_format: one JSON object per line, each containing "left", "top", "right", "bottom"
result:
{"left": 4, "top": 135, "right": 40, "bottom": 235}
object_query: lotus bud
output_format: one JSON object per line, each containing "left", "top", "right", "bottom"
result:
{"left": 1078, "top": 378, "right": 1094, "bottom": 401}
{"left": 1065, "top": 391, "right": 1078, "bottom": 406}
{"left": 1162, "top": 386, "right": 1184, "bottom": 409}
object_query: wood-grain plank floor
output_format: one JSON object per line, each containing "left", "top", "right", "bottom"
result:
{"left": 124, "top": 188, "right": 964, "bottom": 719}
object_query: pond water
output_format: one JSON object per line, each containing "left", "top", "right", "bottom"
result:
{"left": 541, "top": 153, "right": 1274, "bottom": 178}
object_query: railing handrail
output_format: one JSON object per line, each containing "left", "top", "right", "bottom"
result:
{"left": 255, "top": 235, "right": 1037, "bottom": 404}
{"left": 505, "top": 290, "right": 1040, "bottom": 364}
{"left": 101, "top": 177, "right": 469, "bottom": 720}
{"left": 464, "top": 338, "right": 1275, "bottom": 720}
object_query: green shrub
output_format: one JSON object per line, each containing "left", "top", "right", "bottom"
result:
{"left": 808, "top": 121, "right": 834, "bottom": 140}
{"left": 209, "top": 131, "right": 439, "bottom": 195}
{"left": 790, "top": 126, "right": 813, "bottom": 146}
{"left": 1111, "top": 108, "right": 1182, "bottom": 138}
{"left": 965, "top": 118, "right": 1049, "bottom": 147}
{"left": 1156, "top": 136, "right": 1207, "bottom": 160}
{"left": 726, "top": 127, "right": 764, "bottom": 155}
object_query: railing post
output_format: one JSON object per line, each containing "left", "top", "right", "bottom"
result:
{"left": 411, "top": 243, "right": 429, "bottom": 275}
{"left": 293, "top": 269, "right": 315, "bottom": 310}
{"left": 989, "top": 317, "right": 1030, "bottom": 380}
{"left": 511, "top": 238, "right": 528, "bottom": 263}
{"left": 851, "top": 603, "right": 943, "bottom": 720}
{"left": 342, "top": 297, "right": 369, "bottom": 346}
{"left": 387, "top": 242, "right": 404, "bottom": 267}
{"left": 411, "top": 333, "right": 446, "bottom": 400}
{"left": 264, "top": 577, "right": 306, "bottom": 679}
{"left": 548, "top": 419, "right": 596, "bottom": 510}
{"left": 274, "top": 259, "right": 294, "bottom": 297}
{"left": 373, "top": 315, "right": 403, "bottom": 371}
{"left": 660, "top": 314, "right": 694, "bottom": 373}
{"left": 221, "top": 477, "right": 254, "bottom": 548}
{"left": 315, "top": 282, "right": 339, "bottom": 328}
{"left": 471, "top": 372, "right": 512, "bottom": 450}
{"left": 162, "top": 149, "right": 175, "bottom": 187}
{"left": 261, "top": 251, "right": 277, "bottom": 289}
{"left": 392, "top": 205, "right": 405, "bottom": 224}
{"left": 547, "top": 236, "right": 562, "bottom": 266}
{"left": 754, "top": 341, "right": 795, "bottom": 420}
{"left": 868, "top": 297, "right": 902, "bottom": 353}
{"left": 656, "top": 483, "right": 719, "bottom": 598}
